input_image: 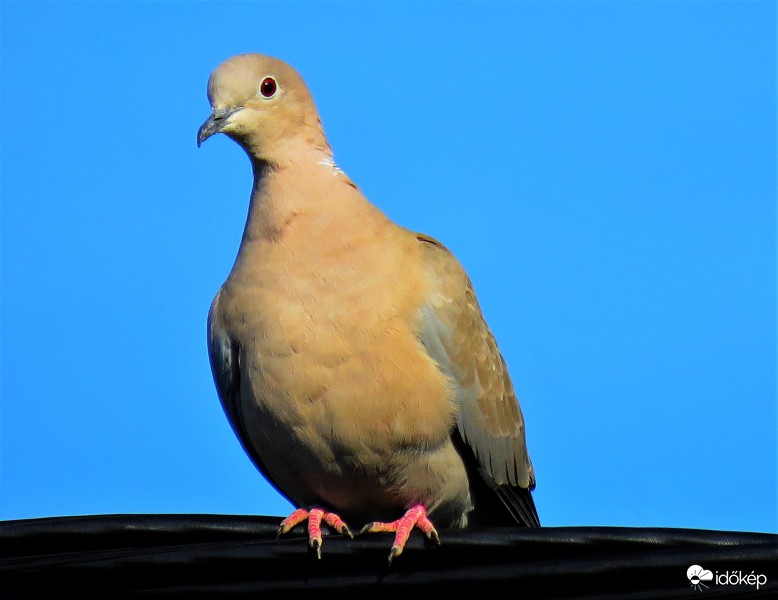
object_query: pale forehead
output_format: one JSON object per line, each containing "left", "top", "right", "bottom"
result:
{"left": 206, "top": 53, "right": 308, "bottom": 108}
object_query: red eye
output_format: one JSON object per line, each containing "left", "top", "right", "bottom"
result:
{"left": 260, "top": 77, "right": 277, "bottom": 98}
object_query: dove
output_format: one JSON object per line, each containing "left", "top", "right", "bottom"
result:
{"left": 198, "top": 53, "right": 539, "bottom": 563}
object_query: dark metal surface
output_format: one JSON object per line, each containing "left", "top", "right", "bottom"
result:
{"left": 2, "top": 514, "right": 776, "bottom": 598}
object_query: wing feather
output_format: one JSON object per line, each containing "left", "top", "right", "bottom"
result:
{"left": 207, "top": 290, "right": 293, "bottom": 507}
{"left": 415, "top": 234, "right": 539, "bottom": 527}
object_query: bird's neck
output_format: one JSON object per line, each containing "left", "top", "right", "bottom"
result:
{"left": 237, "top": 152, "right": 376, "bottom": 250}
{"left": 239, "top": 117, "right": 332, "bottom": 168}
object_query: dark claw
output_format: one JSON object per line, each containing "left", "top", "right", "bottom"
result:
{"left": 340, "top": 525, "right": 355, "bottom": 539}
{"left": 358, "top": 523, "right": 377, "bottom": 536}
{"left": 310, "top": 537, "right": 322, "bottom": 559}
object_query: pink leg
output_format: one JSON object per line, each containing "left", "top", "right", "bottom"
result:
{"left": 361, "top": 504, "right": 440, "bottom": 564}
{"left": 277, "top": 507, "right": 353, "bottom": 559}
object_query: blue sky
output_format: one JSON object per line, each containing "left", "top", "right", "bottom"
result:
{"left": 1, "top": 1, "right": 775, "bottom": 534}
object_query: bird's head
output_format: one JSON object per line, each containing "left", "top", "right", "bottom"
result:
{"left": 197, "top": 53, "right": 329, "bottom": 165}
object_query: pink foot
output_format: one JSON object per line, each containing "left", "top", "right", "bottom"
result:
{"left": 360, "top": 504, "right": 440, "bottom": 564}
{"left": 277, "top": 507, "right": 353, "bottom": 559}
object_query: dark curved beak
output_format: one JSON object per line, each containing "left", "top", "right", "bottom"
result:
{"left": 197, "top": 106, "right": 242, "bottom": 147}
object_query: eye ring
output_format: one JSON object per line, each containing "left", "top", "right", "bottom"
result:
{"left": 260, "top": 76, "right": 277, "bottom": 98}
